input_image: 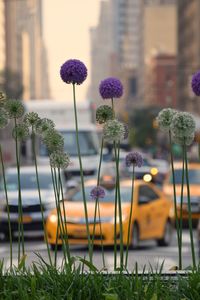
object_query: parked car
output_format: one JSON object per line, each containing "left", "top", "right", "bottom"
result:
{"left": 0, "top": 166, "right": 61, "bottom": 239}
{"left": 46, "top": 178, "right": 174, "bottom": 249}
{"left": 163, "top": 162, "right": 200, "bottom": 225}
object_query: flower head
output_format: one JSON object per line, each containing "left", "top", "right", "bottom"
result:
{"left": 170, "top": 112, "right": 196, "bottom": 139}
{"left": 4, "top": 99, "right": 25, "bottom": 119}
{"left": 103, "top": 119, "right": 125, "bottom": 142}
{"left": 60, "top": 59, "right": 87, "bottom": 85}
{"left": 12, "top": 123, "right": 29, "bottom": 140}
{"left": 43, "top": 129, "right": 64, "bottom": 153}
{"left": 156, "top": 108, "right": 177, "bottom": 132}
{"left": 172, "top": 134, "right": 194, "bottom": 146}
{"left": 125, "top": 152, "right": 143, "bottom": 168}
{"left": 0, "top": 110, "right": 9, "bottom": 128}
{"left": 50, "top": 150, "right": 70, "bottom": 169}
{"left": 90, "top": 186, "right": 105, "bottom": 200}
{"left": 191, "top": 71, "right": 200, "bottom": 96}
{"left": 96, "top": 105, "right": 113, "bottom": 124}
{"left": 36, "top": 118, "right": 55, "bottom": 135}
{"left": 24, "top": 112, "right": 40, "bottom": 128}
{"left": 99, "top": 77, "right": 123, "bottom": 99}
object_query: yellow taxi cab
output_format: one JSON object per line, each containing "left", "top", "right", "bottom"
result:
{"left": 46, "top": 178, "right": 174, "bottom": 249}
{"left": 163, "top": 162, "right": 200, "bottom": 223}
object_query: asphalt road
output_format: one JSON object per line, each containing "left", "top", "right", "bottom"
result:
{"left": 0, "top": 229, "right": 199, "bottom": 271}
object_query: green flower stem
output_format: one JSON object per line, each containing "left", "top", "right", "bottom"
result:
{"left": 179, "top": 148, "right": 185, "bottom": 270}
{"left": 169, "top": 130, "right": 181, "bottom": 269}
{"left": 31, "top": 131, "right": 52, "bottom": 266}
{"left": 97, "top": 200, "right": 106, "bottom": 268}
{"left": 125, "top": 165, "right": 135, "bottom": 269}
{"left": 0, "top": 145, "right": 12, "bottom": 268}
{"left": 183, "top": 143, "right": 196, "bottom": 269}
{"left": 72, "top": 83, "right": 92, "bottom": 263}
{"left": 14, "top": 117, "right": 25, "bottom": 266}
{"left": 114, "top": 142, "right": 124, "bottom": 270}
{"left": 114, "top": 179, "right": 118, "bottom": 270}
{"left": 111, "top": 98, "right": 115, "bottom": 118}
{"left": 58, "top": 168, "right": 71, "bottom": 264}
{"left": 91, "top": 138, "right": 105, "bottom": 267}
{"left": 52, "top": 168, "right": 67, "bottom": 266}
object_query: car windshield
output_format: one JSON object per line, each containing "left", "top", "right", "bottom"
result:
{"left": 0, "top": 172, "right": 54, "bottom": 191}
{"left": 169, "top": 169, "right": 200, "bottom": 184}
{"left": 40, "top": 131, "right": 99, "bottom": 157}
{"left": 70, "top": 186, "right": 132, "bottom": 203}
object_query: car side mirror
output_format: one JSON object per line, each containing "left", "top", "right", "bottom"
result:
{"left": 138, "top": 196, "right": 149, "bottom": 205}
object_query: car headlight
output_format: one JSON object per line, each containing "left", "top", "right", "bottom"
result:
{"left": 49, "top": 214, "right": 57, "bottom": 223}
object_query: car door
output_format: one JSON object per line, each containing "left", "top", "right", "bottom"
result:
{"left": 137, "top": 185, "right": 154, "bottom": 239}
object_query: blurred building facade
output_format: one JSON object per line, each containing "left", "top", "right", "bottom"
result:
{"left": 177, "top": 0, "right": 200, "bottom": 113}
{"left": 2, "top": 0, "right": 50, "bottom": 100}
{"left": 144, "top": 1, "right": 177, "bottom": 107}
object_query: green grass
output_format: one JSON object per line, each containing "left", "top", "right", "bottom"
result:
{"left": 0, "top": 259, "right": 200, "bottom": 300}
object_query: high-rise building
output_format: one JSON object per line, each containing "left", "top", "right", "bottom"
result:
{"left": 3, "top": 0, "right": 50, "bottom": 100}
{"left": 177, "top": 0, "right": 200, "bottom": 113}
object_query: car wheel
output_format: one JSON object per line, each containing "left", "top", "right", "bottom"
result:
{"left": 50, "top": 244, "right": 62, "bottom": 251}
{"left": 131, "top": 223, "right": 140, "bottom": 249}
{"left": 156, "top": 220, "right": 173, "bottom": 247}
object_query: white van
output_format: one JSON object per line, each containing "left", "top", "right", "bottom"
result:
{"left": 24, "top": 100, "right": 99, "bottom": 180}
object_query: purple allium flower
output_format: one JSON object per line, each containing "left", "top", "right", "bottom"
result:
{"left": 90, "top": 186, "right": 105, "bottom": 200}
{"left": 125, "top": 152, "right": 143, "bottom": 168}
{"left": 60, "top": 59, "right": 87, "bottom": 85}
{"left": 99, "top": 77, "right": 123, "bottom": 99}
{"left": 191, "top": 71, "right": 200, "bottom": 96}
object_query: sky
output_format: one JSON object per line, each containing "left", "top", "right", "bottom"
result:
{"left": 43, "top": 0, "right": 100, "bottom": 102}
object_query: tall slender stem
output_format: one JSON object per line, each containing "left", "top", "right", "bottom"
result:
{"left": 72, "top": 83, "right": 92, "bottom": 263}
{"left": 114, "top": 142, "right": 123, "bottom": 270}
{"left": 58, "top": 168, "right": 71, "bottom": 264}
{"left": 14, "top": 117, "right": 25, "bottom": 265}
{"left": 179, "top": 148, "right": 185, "bottom": 270}
{"left": 0, "top": 145, "right": 12, "bottom": 268}
{"left": 31, "top": 130, "right": 52, "bottom": 266}
{"left": 91, "top": 138, "right": 105, "bottom": 265}
{"left": 169, "top": 130, "right": 181, "bottom": 269}
{"left": 184, "top": 143, "right": 196, "bottom": 269}
{"left": 125, "top": 166, "right": 135, "bottom": 269}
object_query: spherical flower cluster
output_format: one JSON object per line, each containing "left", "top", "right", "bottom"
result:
{"left": 191, "top": 71, "right": 200, "bottom": 96}
{"left": 90, "top": 186, "right": 105, "bottom": 200}
{"left": 24, "top": 112, "right": 40, "bottom": 128}
{"left": 36, "top": 118, "right": 55, "bottom": 135}
{"left": 4, "top": 99, "right": 25, "bottom": 119}
{"left": 99, "top": 77, "right": 123, "bottom": 99}
{"left": 60, "top": 59, "right": 87, "bottom": 85}
{"left": 0, "top": 111, "right": 9, "bottom": 129}
{"left": 156, "top": 108, "right": 177, "bottom": 132}
{"left": 170, "top": 112, "right": 196, "bottom": 138}
{"left": 43, "top": 129, "right": 64, "bottom": 153}
{"left": 96, "top": 105, "right": 113, "bottom": 124}
{"left": 50, "top": 150, "right": 70, "bottom": 169}
{"left": 103, "top": 119, "right": 125, "bottom": 142}
{"left": 12, "top": 123, "right": 29, "bottom": 140}
{"left": 125, "top": 152, "right": 143, "bottom": 168}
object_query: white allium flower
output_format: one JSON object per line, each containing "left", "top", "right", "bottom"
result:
{"left": 50, "top": 150, "right": 70, "bottom": 169}
{"left": 0, "top": 109, "right": 9, "bottom": 128}
{"left": 170, "top": 112, "right": 196, "bottom": 139}
{"left": 43, "top": 129, "right": 64, "bottom": 153}
{"left": 36, "top": 118, "right": 55, "bottom": 135}
{"left": 103, "top": 119, "right": 125, "bottom": 142}
{"left": 156, "top": 108, "right": 177, "bottom": 132}
{"left": 172, "top": 133, "right": 194, "bottom": 146}
{"left": 24, "top": 112, "right": 40, "bottom": 128}
{"left": 12, "top": 123, "right": 29, "bottom": 140}
{"left": 4, "top": 99, "right": 25, "bottom": 119}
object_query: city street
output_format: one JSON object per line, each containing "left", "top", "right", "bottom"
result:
{"left": 0, "top": 229, "right": 199, "bottom": 271}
